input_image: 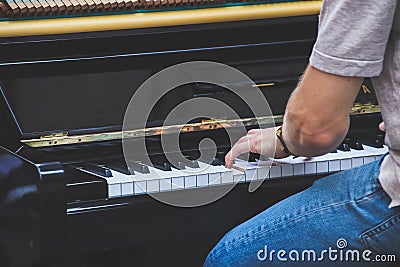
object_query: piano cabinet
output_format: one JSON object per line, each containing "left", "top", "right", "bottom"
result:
{"left": 0, "top": 2, "right": 389, "bottom": 266}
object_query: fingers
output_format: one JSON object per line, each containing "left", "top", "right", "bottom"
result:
{"left": 225, "top": 128, "right": 275, "bottom": 168}
{"left": 225, "top": 136, "right": 251, "bottom": 168}
{"left": 379, "top": 122, "right": 386, "bottom": 132}
{"left": 225, "top": 129, "right": 264, "bottom": 168}
{"left": 247, "top": 129, "right": 260, "bottom": 135}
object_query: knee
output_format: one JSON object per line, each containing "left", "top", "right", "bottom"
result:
{"left": 203, "top": 243, "right": 226, "bottom": 267}
{"left": 203, "top": 231, "right": 240, "bottom": 267}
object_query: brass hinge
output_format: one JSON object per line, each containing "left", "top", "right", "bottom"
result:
{"left": 350, "top": 103, "right": 380, "bottom": 115}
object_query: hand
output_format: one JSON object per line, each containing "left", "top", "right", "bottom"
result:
{"left": 379, "top": 122, "right": 385, "bottom": 132}
{"left": 225, "top": 127, "right": 287, "bottom": 168}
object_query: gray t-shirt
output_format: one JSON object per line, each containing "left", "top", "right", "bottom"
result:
{"left": 309, "top": 0, "right": 400, "bottom": 207}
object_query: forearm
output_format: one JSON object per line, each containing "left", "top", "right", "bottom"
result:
{"left": 225, "top": 66, "right": 362, "bottom": 166}
{"left": 282, "top": 106, "right": 350, "bottom": 157}
{"left": 280, "top": 66, "right": 362, "bottom": 157}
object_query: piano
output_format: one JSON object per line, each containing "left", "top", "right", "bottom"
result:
{"left": 0, "top": 1, "right": 387, "bottom": 266}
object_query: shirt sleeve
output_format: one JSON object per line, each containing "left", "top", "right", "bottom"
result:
{"left": 309, "top": 0, "right": 398, "bottom": 77}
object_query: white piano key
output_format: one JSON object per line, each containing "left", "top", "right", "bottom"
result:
{"left": 344, "top": 148, "right": 368, "bottom": 168}
{"left": 293, "top": 163, "right": 305, "bottom": 176}
{"left": 108, "top": 184, "right": 121, "bottom": 198}
{"left": 269, "top": 165, "right": 282, "bottom": 179}
{"left": 134, "top": 180, "right": 147, "bottom": 194}
{"left": 282, "top": 164, "right": 294, "bottom": 177}
{"left": 328, "top": 150, "right": 351, "bottom": 170}
{"left": 305, "top": 162, "right": 317, "bottom": 174}
{"left": 167, "top": 166, "right": 198, "bottom": 189}
{"left": 329, "top": 160, "right": 340, "bottom": 172}
{"left": 185, "top": 175, "right": 197, "bottom": 188}
{"left": 197, "top": 174, "right": 208, "bottom": 187}
{"left": 121, "top": 182, "right": 133, "bottom": 196}
{"left": 221, "top": 172, "right": 234, "bottom": 184}
{"left": 195, "top": 162, "right": 224, "bottom": 186}
{"left": 109, "top": 170, "right": 134, "bottom": 197}
{"left": 257, "top": 165, "right": 270, "bottom": 180}
{"left": 151, "top": 164, "right": 196, "bottom": 192}
{"left": 131, "top": 163, "right": 177, "bottom": 194}
{"left": 171, "top": 176, "right": 185, "bottom": 189}
{"left": 245, "top": 167, "right": 257, "bottom": 181}
{"left": 233, "top": 159, "right": 258, "bottom": 181}
{"left": 210, "top": 165, "right": 234, "bottom": 184}
{"left": 362, "top": 145, "right": 388, "bottom": 160}
{"left": 316, "top": 161, "right": 328, "bottom": 173}
{"left": 233, "top": 168, "right": 245, "bottom": 183}
{"left": 160, "top": 178, "right": 172, "bottom": 191}
{"left": 209, "top": 173, "right": 221, "bottom": 185}
{"left": 340, "top": 158, "right": 352, "bottom": 170}
{"left": 147, "top": 179, "right": 160, "bottom": 193}
{"left": 352, "top": 156, "right": 364, "bottom": 168}
{"left": 363, "top": 156, "right": 376, "bottom": 164}
{"left": 132, "top": 166, "right": 161, "bottom": 194}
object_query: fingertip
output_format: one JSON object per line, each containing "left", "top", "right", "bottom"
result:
{"left": 225, "top": 153, "right": 231, "bottom": 164}
{"left": 247, "top": 129, "right": 258, "bottom": 135}
{"left": 226, "top": 160, "right": 234, "bottom": 169}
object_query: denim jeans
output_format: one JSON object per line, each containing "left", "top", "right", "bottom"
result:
{"left": 204, "top": 156, "right": 400, "bottom": 266}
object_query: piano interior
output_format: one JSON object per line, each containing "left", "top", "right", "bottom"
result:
{"left": 0, "top": 1, "right": 389, "bottom": 266}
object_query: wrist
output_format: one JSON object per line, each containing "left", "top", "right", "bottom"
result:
{"left": 275, "top": 126, "right": 293, "bottom": 158}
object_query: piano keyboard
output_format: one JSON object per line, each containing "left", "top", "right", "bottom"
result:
{"left": 74, "top": 144, "right": 388, "bottom": 199}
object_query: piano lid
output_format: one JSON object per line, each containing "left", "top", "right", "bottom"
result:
{"left": 0, "top": 11, "right": 321, "bottom": 144}
{"left": 0, "top": 60, "right": 283, "bottom": 143}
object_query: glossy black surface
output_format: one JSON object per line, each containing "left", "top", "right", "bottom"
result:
{"left": 0, "top": 16, "right": 317, "bottom": 140}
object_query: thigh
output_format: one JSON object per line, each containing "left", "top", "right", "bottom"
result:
{"left": 204, "top": 159, "right": 400, "bottom": 266}
{"left": 360, "top": 212, "right": 400, "bottom": 257}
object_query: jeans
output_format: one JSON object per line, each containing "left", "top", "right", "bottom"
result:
{"left": 204, "top": 156, "right": 400, "bottom": 266}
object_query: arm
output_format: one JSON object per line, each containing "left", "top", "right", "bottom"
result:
{"left": 283, "top": 65, "right": 362, "bottom": 157}
{"left": 225, "top": 0, "right": 398, "bottom": 167}
{"left": 225, "top": 65, "right": 362, "bottom": 167}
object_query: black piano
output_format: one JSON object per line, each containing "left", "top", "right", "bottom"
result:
{"left": 0, "top": 1, "right": 386, "bottom": 266}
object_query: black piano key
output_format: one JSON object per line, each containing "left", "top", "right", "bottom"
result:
{"left": 162, "top": 154, "right": 186, "bottom": 170}
{"left": 172, "top": 161, "right": 186, "bottom": 170}
{"left": 82, "top": 163, "right": 113, "bottom": 177}
{"left": 182, "top": 154, "right": 200, "bottom": 168}
{"left": 337, "top": 143, "right": 351, "bottom": 152}
{"left": 350, "top": 140, "right": 364, "bottom": 150}
{"left": 343, "top": 137, "right": 364, "bottom": 150}
{"left": 359, "top": 134, "right": 385, "bottom": 148}
{"left": 186, "top": 160, "right": 200, "bottom": 168}
{"left": 150, "top": 158, "right": 172, "bottom": 171}
{"left": 248, "top": 152, "right": 260, "bottom": 162}
{"left": 127, "top": 161, "right": 150, "bottom": 174}
{"left": 107, "top": 163, "right": 134, "bottom": 175}
{"left": 211, "top": 157, "right": 224, "bottom": 166}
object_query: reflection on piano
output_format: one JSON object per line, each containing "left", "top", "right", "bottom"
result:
{"left": 0, "top": 1, "right": 387, "bottom": 266}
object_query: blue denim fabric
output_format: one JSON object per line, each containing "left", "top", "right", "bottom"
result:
{"left": 204, "top": 156, "right": 400, "bottom": 266}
